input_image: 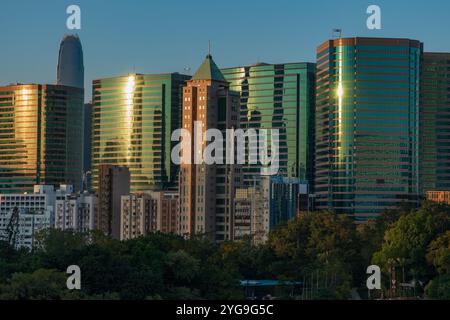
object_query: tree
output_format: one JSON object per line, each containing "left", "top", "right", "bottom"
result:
{"left": 34, "top": 229, "right": 91, "bottom": 270}
{"left": 266, "top": 211, "right": 360, "bottom": 299}
{"left": 425, "top": 275, "right": 450, "bottom": 300}
{"left": 372, "top": 201, "right": 450, "bottom": 287}
{"left": 0, "top": 269, "right": 81, "bottom": 300}
{"left": 358, "top": 205, "right": 413, "bottom": 267}
{"left": 427, "top": 230, "right": 450, "bottom": 274}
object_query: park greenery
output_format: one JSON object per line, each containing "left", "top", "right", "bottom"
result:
{"left": 0, "top": 201, "right": 449, "bottom": 300}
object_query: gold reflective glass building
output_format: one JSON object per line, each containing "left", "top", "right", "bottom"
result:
{"left": 92, "top": 73, "right": 190, "bottom": 193}
{"left": 0, "top": 84, "right": 84, "bottom": 193}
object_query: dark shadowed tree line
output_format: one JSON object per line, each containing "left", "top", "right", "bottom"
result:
{"left": 0, "top": 201, "right": 449, "bottom": 300}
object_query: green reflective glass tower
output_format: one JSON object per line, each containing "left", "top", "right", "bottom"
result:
{"left": 92, "top": 73, "right": 190, "bottom": 193}
{"left": 315, "top": 38, "right": 422, "bottom": 221}
{"left": 420, "top": 53, "right": 450, "bottom": 194}
{"left": 221, "top": 63, "right": 316, "bottom": 186}
{"left": 0, "top": 84, "right": 84, "bottom": 193}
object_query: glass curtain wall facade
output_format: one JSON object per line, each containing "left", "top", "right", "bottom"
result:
{"left": 221, "top": 63, "right": 316, "bottom": 187}
{"left": 57, "top": 34, "right": 84, "bottom": 89}
{"left": 92, "top": 73, "right": 190, "bottom": 193}
{"left": 0, "top": 84, "right": 84, "bottom": 193}
{"left": 420, "top": 53, "right": 450, "bottom": 194}
{"left": 315, "top": 38, "right": 422, "bottom": 221}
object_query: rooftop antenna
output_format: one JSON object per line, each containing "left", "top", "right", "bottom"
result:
{"left": 332, "top": 28, "right": 342, "bottom": 39}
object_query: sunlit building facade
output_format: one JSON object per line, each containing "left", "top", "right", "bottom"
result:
{"left": 92, "top": 73, "right": 190, "bottom": 192}
{"left": 420, "top": 53, "right": 450, "bottom": 194}
{"left": 426, "top": 191, "right": 450, "bottom": 205}
{"left": 0, "top": 84, "right": 84, "bottom": 194}
{"left": 315, "top": 38, "right": 422, "bottom": 221}
{"left": 178, "top": 54, "right": 241, "bottom": 242}
{"left": 221, "top": 63, "right": 316, "bottom": 187}
{"left": 233, "top": 184, "right": 270, "bottom": 245}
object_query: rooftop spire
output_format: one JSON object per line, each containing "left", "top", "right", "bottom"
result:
{"left": 191, "top": 52, "right": 226, "bottom": 82}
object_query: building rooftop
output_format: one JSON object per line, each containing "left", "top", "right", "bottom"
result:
{"left": 192, "top": 54, "right": 226, "bottom": 82}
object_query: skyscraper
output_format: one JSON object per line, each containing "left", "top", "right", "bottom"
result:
{"left": 92, "top": 73, "right": 190, "bottom": 193}
{"left": 0, "top": 84, "right": 84, "bottom": 193}
{"left": 83, "top": 103, "right": 92, "bottom": 190}
{"left": 420, "top": 52, "right": 450, "bottom": 194}
{"left": 315, "top": 38, "right": 422, "bottom": 221}
{"left": 222, "top": 63, "right": 316, "bottom": 187}
{"left": 57, "top": 34, "right": 84, "bottom": 89}
{"left": 178, "top": 54, "right": 241, "bottom": 241}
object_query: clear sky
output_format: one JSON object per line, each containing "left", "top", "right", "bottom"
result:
{"left": 1, "top": 0, "right": 450, "bottom": 102}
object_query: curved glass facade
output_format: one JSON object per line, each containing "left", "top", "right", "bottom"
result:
{"left": 315, "top": 38, "right": 422, "bottom": 221}
{"left": 57, "top": 34, "right": 84, "bottom": 89}
{"left": 92, "top": 73, "right": 190, "bottom": 193}
{"left": 0, "top": 84, "right": 84, "bottom": 193}
{"left": 221, "top": 63, "right": 316, "bottom": 186}
{"left": 420, "top": 53, "right": 450, "bottom": 193}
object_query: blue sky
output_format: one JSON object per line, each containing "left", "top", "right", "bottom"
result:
{"left": 1, "top": 0, "right": 450, "bottom": 101}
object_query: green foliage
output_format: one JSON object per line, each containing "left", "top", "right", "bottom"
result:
{"left": 265, "top": 212, "right": 361, "bottom": 299}
{"left": 0, "top": 268, "right": 81, "bottom": 300}
{"left": 372, "top": 202, "right": 450, "bottom": 280}
{"left": 427, "top": 230, "right": 450, "bottom": 274}
{"left": 1, "top": 202, "right": 450, "bottom": 300}
{"left": 425, "top": 274, "right": 450, "bottom": 300}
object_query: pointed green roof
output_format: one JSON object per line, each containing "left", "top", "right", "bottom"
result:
{"left": 192, "top": 54, "right": 226, "bottom": 82}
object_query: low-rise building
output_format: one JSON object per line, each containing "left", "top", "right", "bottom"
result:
{"left": 426, "top": 191, "right": 450, "bottom": 205}
{"left": 0, "top": 185, "right": 72, "bottom": 249}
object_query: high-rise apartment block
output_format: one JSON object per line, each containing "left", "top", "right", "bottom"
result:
{"left": 234, "top": 182, "right": 270, "bottom": 245}
{"left": 178, "top": 54, "right": 241, "bottom": 241}
{"left": 97, "top": 165, "right": 130, "bottom": 239}
{"left": 55, "top": 192, "right": 97, "bottom": 232}
{"left": 120, "top": 193, "right": 154, "bottom": 240}
{"left": 120, "top": 190, "right": 178, "bottom": 240}
{"left": 146, "top": 190, "right": 178, "bottom": 234}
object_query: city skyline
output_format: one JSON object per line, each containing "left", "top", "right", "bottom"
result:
{"left": 1, "top": 2, "right": 450, "bottom": 303}
{"left": 2, "top": 1, "right": 450, "bottom": 102}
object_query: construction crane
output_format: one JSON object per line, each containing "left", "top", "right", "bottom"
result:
{"left": 82, "top": 170, "right": 92, "bottom": 192}
{"left": 3, "top": 206, "right": 20, "bottom": 248}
